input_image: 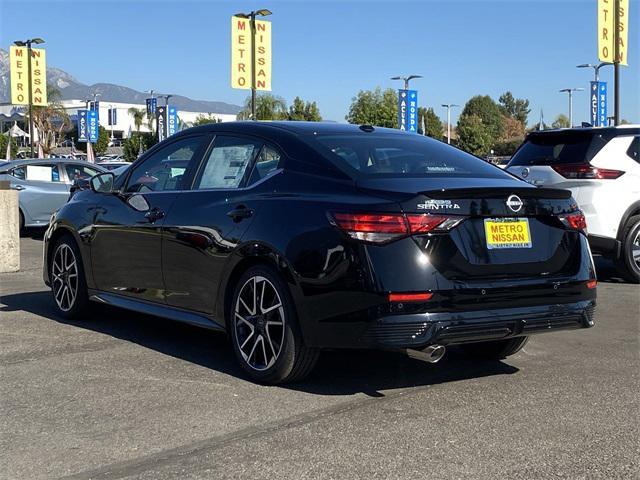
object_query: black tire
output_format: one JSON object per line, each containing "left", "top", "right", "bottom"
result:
{"left": 19, "top": 209, "right": 24, "bottom": 235}
{"left": 615, "top": 215, "right": 640, "bottom": 284}
{"left": 49, "top": 233, "right": 92, "bottom": 319}
{"left": 229, "top": 265, "right": 319, "bottom": 384}
{"left": 459, "top": 336, "right": 529, "bottom": 360}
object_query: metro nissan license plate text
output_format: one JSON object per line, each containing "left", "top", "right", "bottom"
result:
{"left": 484, "top": 218, "right": 532, "bottom": 249}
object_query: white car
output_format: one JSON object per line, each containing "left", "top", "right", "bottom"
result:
{"left": 507, "top": 125, "right": 640, "bottom": 283}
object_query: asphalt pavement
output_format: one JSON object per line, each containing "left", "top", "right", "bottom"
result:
{"left": 1, "top": 234, "right": 638, "bottom": 479}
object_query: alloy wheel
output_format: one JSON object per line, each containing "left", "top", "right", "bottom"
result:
{"left": 633, "top": 230, "right": 640, "bottom": 270}
{"left": 51, "top": 244, "right": 78, "bottom": 312}
{"left": 234, "top": 275, "right": 285, "bottom": 371}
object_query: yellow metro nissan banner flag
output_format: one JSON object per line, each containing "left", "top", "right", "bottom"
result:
{"left": 598, "top": 0, "right": 629, "bottom": 65}
{"left": 231, "top": 16, "right": 272, "bottom": 90}
{"left": 9, "top": 46, "right": 48, "bottom": 106}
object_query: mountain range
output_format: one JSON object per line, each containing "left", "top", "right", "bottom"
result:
{"left": 0, "top": 48, "right": 241, "bottom": 114}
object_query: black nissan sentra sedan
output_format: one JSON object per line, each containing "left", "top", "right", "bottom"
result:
{"left": 43, "top": 122, "right": 597, "bottom": 383}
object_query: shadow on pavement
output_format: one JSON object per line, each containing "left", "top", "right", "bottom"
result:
{"left": 20, "top": 227, "right": 46, "bottom": 240}
{"left": 593, "top": 256, "right": 629, "bottom": 284}
{"left": 1, "top": 290, "right": 519, "bottom": 396}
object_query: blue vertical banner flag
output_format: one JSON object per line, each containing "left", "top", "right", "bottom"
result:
{"left": 397, "top": 90, "right": 419, "bottom": 133}
{"left": 146, "top": 98, "right": 157, "bottom": 116}
{"left": 407, "top": 90, "right": 418, "bottom": 133}
{"left": 590, "top": 81, "right": 608, "bottom": 127}
{"left": 108, "top": 108, "right": 117, "bottom": 126}
{"left": 77, "top": 110, "right": 88, "bottom": 142}
{"left": 167, "top": 107, "right": 178, "bottom": 136}
{"left": 90, "top": 101, "right": 100, "bottom": 120}
{"left": 87, "top": 109, "right": 99, "bottom": 143}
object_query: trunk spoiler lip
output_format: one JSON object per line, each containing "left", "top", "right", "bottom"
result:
{"left": 420, "top": 187, "right": 572, "bottom": 200}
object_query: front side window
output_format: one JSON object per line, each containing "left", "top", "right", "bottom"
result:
{"left": 308, "top": 134, "right": 509, "bottom": 179}
{"left": 65, "top": 164, "right": 101, "bottom": 182}
{"left": 195, "top": 136, "right": 261, "bottom": 189}
{"left": 125, "top": 136, "right": 203, "bottom": 193}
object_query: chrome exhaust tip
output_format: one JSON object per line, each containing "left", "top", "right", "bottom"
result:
{"left": 405, "top": 344, "right": 446, "bottom": 363}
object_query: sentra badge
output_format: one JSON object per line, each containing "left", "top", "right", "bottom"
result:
{"left": 417, "top": 200, "right": 460, "bottom": 210}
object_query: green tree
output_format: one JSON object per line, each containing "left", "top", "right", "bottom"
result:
{"left": 94, "top": 126, "right": 110, "bottom": 156}
{"left": 498, "top": 91, "right": 531, "bottom": 126}
{"left": 287, "top": 96, "right": 322, "bottom": 121}
{"left": 128, "top": 107, "right": 146, "bottom": 133}
{"left": 192, "top": 114, "right": 222, "bottom": 126}
{"left": 460, "top": 95, "right": 504, "bottom": 142}
{"left": 31, "top": 86, "right": 72, "bottom": 155}
{"left": 237, "top": 94, "right": 288, "bottom": 120}
{"left": 0, "top": 134, "right": 18, "bottom": 159}
{"left": 346, "top": 87, "right": 397, "bottom": 128}
{"left": 419, "top": 107, "right": 444, "bottom": 139}
{"left": 123, "top": 132, "right": 156, "bottom": 162}
{"left": 457, "top": 114, "right": 494, "bottom": 157}
{"left": 552, "top": 114, "right": 570, "bottom": 129}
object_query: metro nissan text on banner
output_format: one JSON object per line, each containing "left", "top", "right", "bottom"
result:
{"left": 231, "top": 16, "right": 272, "bottom": 91}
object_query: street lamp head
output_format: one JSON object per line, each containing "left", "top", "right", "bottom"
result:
{"left": 13, "top": 40, "right": 26, "bottom": 47}
{"left": 256, "top": 9, "right": 272, "bottom": 16}
{"left": 234, "top": 12, "right": 250, "bottom": 18}
{"left": 576, "top": 64, "right": 594, "bottom": 69}
{"left": 31, "top": 38, "right": 45, "bottom": 45}
{"left": 390, "top": 76, "right": 402, "bottom": 80}
{"left": 406, "top": 75, "right": 422, "bottom": 81}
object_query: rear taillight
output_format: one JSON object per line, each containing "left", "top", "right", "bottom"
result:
{"left": 559, "top": 211, "right": 587, "bottom": 232}
{"left": 331, "top": 212, "right": 463, "bottom": 243}
{"left": 552, "top": 163, "right": 624, "bottom": 179}
{"left": 389, "top": 292, "right": 433, "bottom": 303}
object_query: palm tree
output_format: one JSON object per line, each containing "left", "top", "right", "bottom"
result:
{"left": 128, "top": 107, "right": 146, "bottom": 133}
{"left": 237, "top": 94, "right": 287, "bottom": 120}
{"left": 31, "top": 86, "right": 71, "bottom": 155}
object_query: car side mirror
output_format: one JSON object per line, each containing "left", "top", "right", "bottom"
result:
{"left": 90, "top": 172, "right": 116, "bottom": 193}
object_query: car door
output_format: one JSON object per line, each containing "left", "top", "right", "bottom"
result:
{"left": 162, "top": 135, "right": 282, "bottom": 314}
{"left": 90, "top": 134, "right": 210, "bottom": 304}
{"left": 18, "top": 163, "right": 70, "bottom": 225}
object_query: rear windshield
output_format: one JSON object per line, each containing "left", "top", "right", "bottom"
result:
{"left": 307, "top": 134, "right": 509, "bottom": 179}
{"left": 509, "top": 131, "right": 607, "bottom": 166}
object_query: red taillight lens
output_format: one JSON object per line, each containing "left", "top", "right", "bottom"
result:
{"left": 559, "top": 211, "right": 587, "bottom": 231}
{"left": 552, "top": 163, "right": 624, "bottom": 180}
{"left": 389, "top": 292, "right": 433, "bottom": 303}
{"left": 331, "top": 212, "right": 464, "bottom": 243}
{"left": 586, "top": 279, "right": 597, "bottom": 289}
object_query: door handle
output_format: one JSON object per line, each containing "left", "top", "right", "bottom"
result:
{"left": 226, "top": 205, "right": 253, "bottom": 222}
{"left": 144, "top": 207, "right": 165, "bottom": 223}
{"left": 11, "top": 185, "right": 25, "bottom": 191}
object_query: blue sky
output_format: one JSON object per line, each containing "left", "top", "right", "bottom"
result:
{"left": 1, "top": 0, "right": 638, "bottom": 125}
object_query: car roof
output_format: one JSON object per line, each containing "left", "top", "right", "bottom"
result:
{"left": 0, "top": 158, "right": 107, "bottom": 172}
{"left": 528, "top": 125, "right": 640, "bottom": 137}
{"left": 180, "top": 121, "right": 404, "bottom": 137}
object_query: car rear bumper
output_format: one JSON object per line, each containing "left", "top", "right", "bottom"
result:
{"left": 306, "top": 300, "right": 596, "bottom": 349}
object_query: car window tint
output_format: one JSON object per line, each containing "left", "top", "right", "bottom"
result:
{"left": 248, "top": 145, "right": 282, "bottom": 185}
{"left": 509, "top": 132, "right": 607, "bottom": 167}
{"left": 65, "top": 164, "right": 101, "bottom": 181}
{"left": 196, "top": 136, "right": 261, "bottom": 189}
{"left": 126, "top": 136, "right": 203, "bottom": 193}
{"left": 25, "top": 164, "right": 62, "bottom": 182}
{"left": 627, "top": 136, "right": 639, "bottom": 163}
{"left": 10, "top": 166, "right": 26, "bottom": 180}
{"left": 309, "top": 134, "right": 509, "bottom": 179}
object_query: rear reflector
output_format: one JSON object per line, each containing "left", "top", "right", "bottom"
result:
{"left": 552, "top": 163, "right": 624, "bottom": 180}
{"left": 559, "top": 211, "right": 587, "bottom": 231}
{"left": 388, "top": 292, "right": 433, "bottom": 303}
{"left": 586, "top": 280, "right": 597, "bottom": 289}
{"left": 331, "top": 212, "right": 464, "bottom": 243}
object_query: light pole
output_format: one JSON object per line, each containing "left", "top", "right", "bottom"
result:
{"left": 145, "top": 89, "right": 155, "bottom": 137}
{"left": 390, "top": 74, "right": 422, "bottom": 90}
{"left": 559, "top": 88, "right": 584, "bottom": 127}
{"left": 576, "top": 62, "right": 613, "bottom": 82}
{"left": 234, "top": 9, "right": 272, "bottom": 120}
{"left": 441, "top": 104, "right": 459, "bottom": 144}
{"left": 13, "top": 37, "right": 45, "bottom": 158}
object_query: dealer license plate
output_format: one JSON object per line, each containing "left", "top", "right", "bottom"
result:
{"left": 484, "top": 218, "right": 532, "bottom": 249}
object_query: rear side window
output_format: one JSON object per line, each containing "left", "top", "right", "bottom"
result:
{"left": 195, "top": 136, "right": 261, "bottom": 189}
{"left": 65, "top": 164, "right": 101, "bottom": 181}
{"left": 627, "top": 136, "right": 639, "bottom": 163}
{"left": 247, "top": 145, "right": 281, "bottom": 185}
{"left": 24, "top": 164, "right": 62, "bottom": 182}
{"left": 509, "top": 132, "right": 607, "bottom": 166}
{"left": 308, "top": 134, "right": 508, "bottom": 179}
{"left": 10, "top": 166, "right": 26, "bottom": 180}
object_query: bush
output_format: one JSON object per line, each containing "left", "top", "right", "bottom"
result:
{"left": 123, "top": 133, "right": 157, "bottom": 162}
{"left": 493, "top": 138, "right": 524, "bottom": 156}
{"left": 0, "top": 135, "right": 19, "bottom": 159}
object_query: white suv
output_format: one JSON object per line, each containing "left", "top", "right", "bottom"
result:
{"left": 507, "top": 125, "right": 640, "bottom": 283}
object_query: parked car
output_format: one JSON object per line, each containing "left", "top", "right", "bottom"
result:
{"left": 507, "top": 125, "right": 640, "bottom": 282}
{"left": 43, "top": 122, "right": 597, "bottom": 384}
{"left": 97, "top": 161, "right": 130, "bottom": 171}
{"left": 0, "top": 159, "right": 106, "bottom": 230}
